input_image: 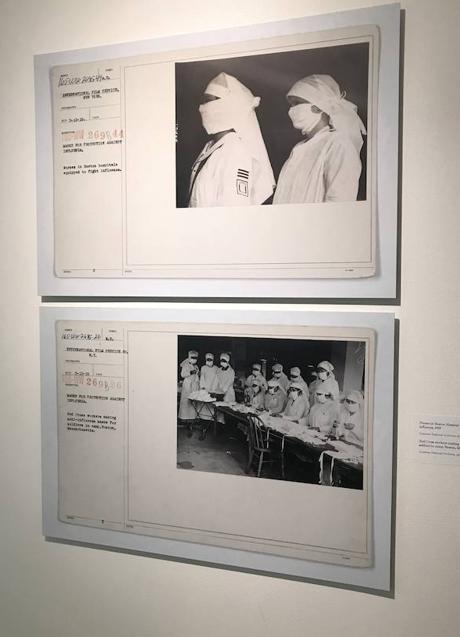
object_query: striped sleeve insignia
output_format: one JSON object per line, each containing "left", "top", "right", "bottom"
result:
{"left": 236, "top": 168, "right": 249, "bottom": 196}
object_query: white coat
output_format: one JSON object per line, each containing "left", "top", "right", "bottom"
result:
{"left": 178, "top": 359, "right": 200, "bottom": 421}
{"left": 309, "top": 376, "right": 340, "bottom": 404}
{"left": 283, "top": 396, "right": 309, "bottom": 426}
{"left": 200, "top": 364, "right": 219, "bottom": 393}
{"left": 250, "top": 390, "right": 266, "bottom": 410}
{"left": 215, "top": 365, "right": 236, "bottom": 424}
{"left": 189, "top": 132, "right": 261, "bottom": 207}
{"left": 264, "top": 390, "right": 286, "bottom": 415}
{"left": 308, "top": 400, "right": 340, "bottom": 434}
{"left": 270, "top": 372, "right": 290, "bottom": 393}
{"left": 337, "top": 405, "right": 364, "bottom": 447}
{"left": 289, "top": 377, "right": 310, "bottom": 401}
{"left": 273, "top": 129, "right": 362, "bottom": 204}
{"left": 215, "top": 366, "right": 235, "bottom": 402}
{"left": 245, "top": 373, "right": 268, "bottom": 391}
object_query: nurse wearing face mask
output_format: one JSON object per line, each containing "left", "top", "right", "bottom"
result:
{"left": 282, "top": 382, "right": 310, "bottom": 426}
{"left": 215, "top": 353, "right": 236, "bottom": 403}
{"left": 309, "top": 361, "right": 340, "bottom": 404}
{"left": 270, "top": 363, "right": 289, "bottom": 393}
{"left": 308, "top": 388, "right": 340, "bottom": 435}
{"left": 200, "top": 353, "right": 218, "bottom": 394}
{"left": 337, "top": 390, "right": 364, "bottom": 447}
{"left": 273, "top": 74, "right": 366, "bottom": 204}
{"left": 264, "top": 379, "right": 286, "bottom": 415}
{"left": 249, "top": 378, "right": 266, "bottom": 410}
{"left": 196, "top": 353, "right": 219, "bottom": 436}
{"left": 245, "top": 362, "right": 268, "bottom": 392}
{"left": 178, "top": 350, "right": 200, "bottom": 423}
{"left": 288, "top": 366, "right": 309, "bottom": 399}
{"left": 189, "top": 72, "right": 275, "bottom": 207}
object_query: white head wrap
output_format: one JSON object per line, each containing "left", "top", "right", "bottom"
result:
{"left": 220, "top": 352, "right": 230, "bottom": 362}
{"left": 287, "top": 74, "right": 366, "bottom": 153}
{"left": 317, "top": 361, "right": 334, "bottom": 373}
{"left": 347, "top": 390, "right": 364, "bottom": 405}
{"left": 201, "top": 72, "right": 275, "bottom": 203}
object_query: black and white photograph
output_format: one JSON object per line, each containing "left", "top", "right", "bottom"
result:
{"left": 176, "top": 42, "right": 369, "bottom": 208}
{"left": 177, "top": 334, "right": 367, "bottom": 489}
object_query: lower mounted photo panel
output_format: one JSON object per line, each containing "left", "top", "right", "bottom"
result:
{"left": 41, "top": 306, "right": 395, "bottom": 592}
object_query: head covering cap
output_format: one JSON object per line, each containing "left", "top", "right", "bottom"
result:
{"left": 289, "top": 381, "right": 303, "bottom": 392}
{"left": 204, "top": 73, "right": 275, "bottom": 202}
{"left": 317, "top": 361, "right": 334, "bottom": 373}
{"left": 252, "top": 362, "right": 262, "bottom": 371}
{"left": 347, "top": 390, "right": 364, "bottom": 405}
{"left": 287, "top": 74, "right": 366, "bottom": 152}
{"left": 268, "top": 379, "right": 280, "bottom": 388}
{"left": 272, "top": 363, "right": 283, "bottom": 372}
{"left": 220, "top": 352, "right": 230, "bottom": 362}
{"left": 188, "top": 350, "right": 198, "bottom": 357}
{"left": 205, "top": 352, "right": 214, "bottom": 359}
{"left": 290, "top": 366, "right": 301, "bottom": 376}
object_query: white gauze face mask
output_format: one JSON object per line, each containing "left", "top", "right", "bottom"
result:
{"left": 199, "top": 98, "right": 234, "bottom": 135}
{"left": 346, "top": 401, "right": 359, "bottom": 414}
{"left": 288, "top": 103, "right": 322, "bottom": 135}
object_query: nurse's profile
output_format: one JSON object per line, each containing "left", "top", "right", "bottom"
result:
{"left": 273, "top": 74, "right": 366, "bottom": 204}
{"left": 188, "top": 72, "right": 275, "bottom": 207}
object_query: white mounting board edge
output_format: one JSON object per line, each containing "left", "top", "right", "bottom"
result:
{"left": 35, "top": 3, "right": 400, "bottom": 299}
{"left": 41, "top": 305, "right": 395, "bottom": 591}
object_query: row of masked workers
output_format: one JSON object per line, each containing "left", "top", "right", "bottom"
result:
{"left": 178, "top": 351, "right": 236, "bottom": 421}
{"left": 178, "top": 351, "right": 364, "bottom": 446}
{"left": 244, "top": 361, "right": 364, "bottom": 446}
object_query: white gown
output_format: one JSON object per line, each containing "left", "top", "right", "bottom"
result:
{"left": 309, "top": 377, "right": 340, "bottom": 403}
{"left": 199, "top": 364, "right": 219, "bottom": 421}
{"left": 215, "top": 366, "right": 236, "bottom": 424}
{"left": 273, "top": 128, "right": 362, "bottom": 204}
{"left": 178, "top": 360, "right": 200, "bottom": 421}
{"left": 264, "top": 390, "right": 286, "bottom": 414}
{"left": 308, "top": 401, "right": 340, "bottom": 434}
{"left": 245, "top": 373, "right": 268, "bottom": 390}
{"left": 189, "top": 132, "right": 265, "bottom": 207}
{"left": 283, "top": 396, "right": 309, "bottom": 426}
{"left": 275, "top": 372, "right": 290, "bottom": 393}
{"left": 337, "top": 406, "right": 364, "bottom": 447}
{"left": 250, "top": 390, "right": 266, "bottom": 410}
{"left": 200, "top": 364, "right": 219, "bottom": 393}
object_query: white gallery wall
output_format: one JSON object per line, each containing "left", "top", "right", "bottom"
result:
{"left": 1, "top": 0, "right": 459, "bottom": 635}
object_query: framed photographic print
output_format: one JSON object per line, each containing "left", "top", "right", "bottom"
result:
{"left": 41, "top": 306, "right": 395, "bottom": 591}
{"left": 36, "top": 3, "right": 400, "bottom": 298}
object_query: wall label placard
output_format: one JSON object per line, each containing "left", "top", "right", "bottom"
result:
{"left": 415, "top": 415, "right": 460, "bottom": 465}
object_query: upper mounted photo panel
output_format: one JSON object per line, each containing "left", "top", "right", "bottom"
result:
{"left": 36, "top": 4, "right": 400, "bottom": 298}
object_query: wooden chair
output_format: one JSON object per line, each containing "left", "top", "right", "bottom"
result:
{"left": 246, "top": 414, "right": 285, "bottom": 479}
